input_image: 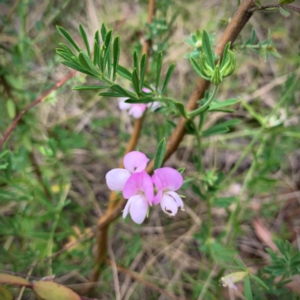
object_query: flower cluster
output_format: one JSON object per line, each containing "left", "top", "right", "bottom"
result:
{"left": 106, "top": 151, "right": 184, "bottom": 224}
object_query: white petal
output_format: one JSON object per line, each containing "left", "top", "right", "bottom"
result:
{"left": 160, "top": 193, "right": 178, "bottom": 216}
{"left": 167, "top": 191, "right": 184, "bottom": 210}
{"left": 119, "top": 98, "right": 131, "bottom": 110}
{"left": 123, "top": 197, "right": 135, "bottom": 219}
{"left": 106, "top": 168, "right": 131, "bottom": 191}
{"left": 129, "top": 194, "right": 149, "bottom": 224}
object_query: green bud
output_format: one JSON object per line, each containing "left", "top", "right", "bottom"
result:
{"left": 211, "top": 64, "right": 222, "bottom": 85}
{"left": 199, "top": 53, "right": 214, "bottom": 78}
{"left": 220, "top": 50, "right": 235, "bottom": 78}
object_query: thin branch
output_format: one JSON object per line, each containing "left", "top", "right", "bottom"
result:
{"left": 248, "top": 3, "right": 300, "bottom": 13}
{"left": 0, "top": 70, "right": 77, "bottom": 148}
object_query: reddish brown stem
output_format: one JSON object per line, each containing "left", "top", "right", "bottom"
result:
{"left": 0, "top": 70, "right": 77, "bottom": 148}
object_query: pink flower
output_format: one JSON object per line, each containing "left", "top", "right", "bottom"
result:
{"left": 106, "top": 151, "right": 149, "bottom": 192}
{"left": 119, "top": 98, "right": 147, "bottom": 119}
{"left": 122, "top": 171, "right": 154, "bottom": 224}
{"left": 152, "top": 167, "right": 184, "bottom": 216}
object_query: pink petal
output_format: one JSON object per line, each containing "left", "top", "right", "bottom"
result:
{"left": 123, "top": 151, "right": 149, "bottom": 173}
{"left": 123, "top": 171, "right": 154, "bottom": 204}
{"left": 129, "top": 194, "right": 149, "bottom": 224}
{"left": 166, "top": 191, "right": 184, "bottom": 210}
{"left": 153, "top": 189, "right": 163, "bottom": 205}
{"left": 106, "top": 168, "right": 131, "bottom": 191}
{"left": 152, "top": 167, "right": 183, "bottom": 191}
{"left": 160, "top": 193, "right": 178, "bottom": 216}
{"left": 128, "top": 104, "right": 147, "bottom": 118}
{"left": 142, "top": 87, "right": 151, "bottom": 93}
{"left": 119, "top": 98, "right": 131, "bottom": 110}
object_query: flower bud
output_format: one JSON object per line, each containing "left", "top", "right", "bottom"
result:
{"left": 220, "top": 271, "right": 248, "bottom": 290}
{"left": 211, "top": 64, "right": 222, "bottom": 85}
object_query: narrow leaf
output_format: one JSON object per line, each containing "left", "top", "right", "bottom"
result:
{"left": 110, "top": 84, "right": 137, "bottom": 98}
{"left": 161, "top": 63, "right": 175, "bottom": 94}
{"left": 208, "top": 98, "right": 239, "bottom": 111}
{"left": 202, "top": 30, "right": 214, "bottom": 68}
{"left": 58, "top": 43, "right": 75, "bottom": 56}
{"left": 131, "top": 68, "right": 140, "bottom": 95}
{"left": 73, "top": 85, "right": 109, "bottom": 90}
{"left": 154, "top": 138, "right": 167, "bottom": 170}
{"left": 60, "top": 60, "right": 95, "bottom": 76}
{"left": 190, "top": 57, "right": 210, "bottom": 80}
{"left": 244, "top": 276, "right": 253, "bottom": 300}
{"left": 175, "top": 102, "right": 187, "bottom": 118}
{"left": 125, "top": 97, "right": 154, "bottom": 104}
{"left": 101, "top": 23, "right": 107, "bottom": 42}
{"left": 112, "top": 36, "right": 120, "bottom": 81}
{"left": 117, "top": 65, "right": 132, "bottom": 81}
{"left": 249, "top": 274, "right": 269, "bottom": 290}
{"left": 78, "top": 52, "right": 100, "bottom": 75}
{"left": 220, "top": 42, "right": 231, "bottom": 69}
{"left": 233, "top": 258, "right": 246, "bottom": 270}
{"left": 155, "top": 52, "right": 163, "bottom": 91}
{"left": 214, "top": 197, "right": 236, "bottom": 208}
{"left": 99, "top": 92, "right": 125, "bottom": 97}
{"left": 279, "top": 0, "right": 295, "bottom": 4}
{"left": 57, "top": 26, "right": 80, "bottom": 52}
{"left": 93, "top": 31, "right": 100, "bottom": 65}
{"left": 139, "top": 54, "right": 146, "bottom": 91}
{"left": 133, "top": 51, "right": 139, "bottom": 75}
{"left": 103, "top": 30, "right": 112, "bottom": 71}
{"left": 79, "top": 23, "right": 91, "bottom": 57}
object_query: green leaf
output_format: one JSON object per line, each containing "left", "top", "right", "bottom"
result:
{"left": 154, "top": 138, "right": 167, "bottom": 170}
{"left": 190, "top": 57, "right": 210, "bottom": 80}
{"left": 112, "top": 36, "right": 120, "bottom": 81}
{"left": 155, "top": 52, "right": 163, "bottom": 91}
{"left": 56, "top": 49, "right": 73, "bottom": 61}
{"left": 93, "top": 31, "right": 100, "bottom": 66}
{"left": 279, "top": 0, "right": 295, "bottom": 4}
{"left": 99, "top": 92, "right": 125, "bottom": 98}
{"left": 110, "top": 84, "right": 137, "bottom": 98}
{"left": 202, "top": 30, "right": 214, "bottom": 68}
{"left": 131, "top": 68, "right": 140, "bottom": 96}
{"left": 57, "top": 26, "right": 80, "bottom": 52}
{"left": 72, "top": 85, "right": 109, "bottom": 90}
{"left": 139, "top": 54, "right": 146, "bottom": 91}
{"left": 6, "top": 99, "right": 16, "bottom": 119}
{"left": 60, "top": 60, "right": 95, "bottom": 76}
{"left": 117, "top": 65, "right": 132, "bottom": 81}
{"left": 220, "top": 42, "right": 231, "bottom": 69}
{"left": 103, "top": 30, "right": 112, "bottom": 71}
{"left": 101, "top": 23, "right": 107, "bottom": 42}
{"left": 244, "top": 276, "right": 253, "bottom": 300}
{"left": 255, "top": 0, "right": 262, "bottom": 8}
{"left": 249, "top": 274, "right": 269, "bottom": 290}
{"left": 125, "top": 97, "right": 154, "bottom": 104}
{"left": 133, "top": 51, "right": 139, "bottom": 75}
{"left": 214, "top": 196, "right": 236, "bottom": 208}
{"left": 78, "top": 52, "right": 100, "bottom": 75}
{"left": 161, "top": 64, "right": 175, "bottom": 94}
{"left": 203, "top": 119, "right": 241, "bottom": 137}
{"left": 175, "top": 102, "right": 187, "bottom": 118}
{"left": 79, "top": 23, "right": 90, "bottom": 57}
{"left": 58, "top": 43, "right": 75, "bottom": 56}
{"left": 208, "top": 98, "right": 239, "bottom": 111}
{"left": 233, "top": 258, "right": 246, "bottom": 270}
{"left": 279, "top": 6, "right": 291, "bottom": 17}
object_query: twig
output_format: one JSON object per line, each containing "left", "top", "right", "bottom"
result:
{"left": 0, "top": 70, "right": 77, "bottom": 148}
{"left": 248, "top": 4, "right": 300, "bottom": 13}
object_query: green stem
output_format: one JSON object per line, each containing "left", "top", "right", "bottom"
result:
{"left": 188, "top": 85, "right": 219, "bottom": 119}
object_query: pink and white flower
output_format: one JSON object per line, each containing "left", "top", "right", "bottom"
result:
{"left": 122, "top": 171, "right": 154, "bottom": 224}
{"left": 119, "top": 98, "right": 147, "bottom": 119}
{"left": 152, "top": 167, "right": 184, "bottom": 216}
{"left": 105, "top": 151, "right": 149, "bottom": 192}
